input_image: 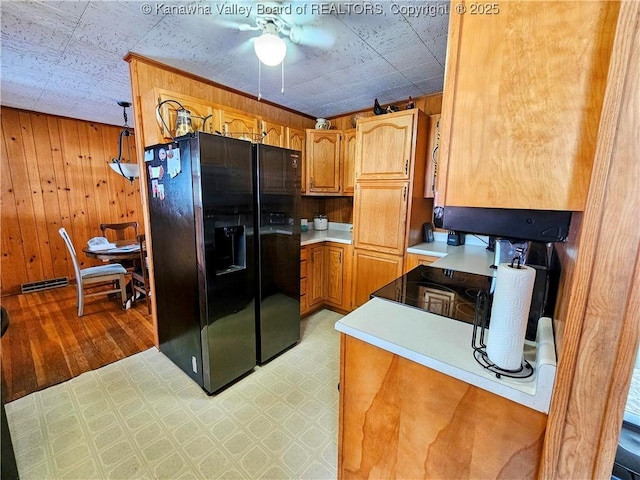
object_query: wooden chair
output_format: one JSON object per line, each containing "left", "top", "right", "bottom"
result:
{"left": 131, "top": 233, "right": 151, "bottom": 313}
{"left": 99, "top": 222, "right": 138, "bottom": 242}
{"left": 59, "top": 227, "right": 128, "bottom": 317}
{"left": 99, "top": 221, "right": 139, "bottom": 270}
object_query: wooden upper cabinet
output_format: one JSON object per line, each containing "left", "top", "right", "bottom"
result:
{"left": 355, "top": 110, "right": 416, "bottom": 181}
{"left": 424, "top": 114, "right": 440, "bottom": 199}
{"left": 438, "top": 1, "right": 618, "bottom": 211}
{"left": 341, "top": 128, "right": 356, "bottom": 196}
{"left": 353, "top": 181, "right": 410, "bottom": 255}
{"left": 286, "top": 127, "right": 305, "bottom": 194}
{"left": 219, "top": 109, "right": 259, "bottom": 141}
{"left": 261, "top": 120, "right": 285, "bottom": 147}
{"left": 306, "top": 130, "right": 341, "bottom": 195}
{"left": 155, "top": 89, "right": 215, "bottom": 141}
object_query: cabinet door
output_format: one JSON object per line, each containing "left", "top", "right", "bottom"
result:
{"left": 355, "top": 111, "right": 415, "bottom": 181}
{"left": 287, "top": 127, "right": 306, "bottom": 194}
{"left": 309, "top": 245, "right": 325, "bottom": 307}
{"left": 424, "top": 114, "right": 440, "bottom": 198}
{"left": 306, "top": 130, "right": 341, "bottom": 194}
{"left": 155, "top": 89, "right": 215, "bottom": 140}
{"left": 351, "top": 250, "right": 403, "bottom": 309}
{"left": 439, "top": 2, "right": 616, "bottom": 210}
{"left": 403, "top": 253, "right": 440, "bottom": 273}
{"left": 262, "top": 120, "right": 285, "bottom": 147}
{"left": 220, "top": 109, "right": 259, "bottom": 141}
{"left": 353, "top": 181, "right": 409, "bottom": 255}
{"left": 300, "top": 247, "right": 309, "bottom": 315}
{"left": 325, "top": 244, "right": 344, "bottom": 308}
{"left": 341, "top": 128, "right": 356, "bottom": 195}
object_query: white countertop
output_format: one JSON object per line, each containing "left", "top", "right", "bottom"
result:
{"left": 301, "top": 222, "right": 352, "bottom": 246}
{"left": 407, "top": 233, "right": 496, "bottom": 277}
{"left": 335, "top": 298, "right": 557, "bottom": 414}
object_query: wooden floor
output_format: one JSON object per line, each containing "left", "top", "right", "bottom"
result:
{"left": 0, "top": 285, "right": 155, "bottom": 403}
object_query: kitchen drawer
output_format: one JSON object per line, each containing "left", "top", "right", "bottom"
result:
{"left": 301, "top": 247, "right": 309, "bottom": 261}
{"left": 301, "top": 259, "right": 308, "bottom": 279}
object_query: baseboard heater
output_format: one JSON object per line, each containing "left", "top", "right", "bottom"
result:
{"left": 21, "top": 277, "right": 69, "bottom": 294}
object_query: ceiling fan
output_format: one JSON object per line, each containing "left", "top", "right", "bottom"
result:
{"left": 216, "top": 3, "right": 335, "bottom": 98}
{"left": 218, "top": 3, "right": 336, "bottom": 66}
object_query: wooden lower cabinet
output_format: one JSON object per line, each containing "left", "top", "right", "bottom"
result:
{"left": 338, "top": 335, "right": 548, "bottom": 480}
{"left": 403, "top": 252, "right": 439, "bottom": 273}
{"left": 300, "top": 246, "right": 309, "bottom": 315}
{"left": 351, "top": 249, "right": 403, "bottom": 309}
{"left": 300, "top": 243, "right": 353, "bottom": 315}
{"left": 325, "top": 243, "right": 352, "bottom": 311}
{"left": 309, "top": 245, "right": 325, "bottom": 308}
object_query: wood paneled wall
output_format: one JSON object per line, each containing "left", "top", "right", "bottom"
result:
{"left": 301, "top": 197, "right": 353, "bottom": 224}
{"left": 1, "top": 107, "right": 144, "bottom": 295}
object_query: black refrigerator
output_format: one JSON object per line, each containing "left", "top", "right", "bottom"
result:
{"left": 144, "top": 132, "right": 300, "bottom": 394}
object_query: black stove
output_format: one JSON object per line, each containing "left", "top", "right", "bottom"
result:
{"left": 371, "top": 265, "right": 493, "bottom": 325}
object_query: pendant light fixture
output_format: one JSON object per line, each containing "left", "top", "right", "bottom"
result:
{"left": 108, "top": 101, "right": 139, "bottom": 183}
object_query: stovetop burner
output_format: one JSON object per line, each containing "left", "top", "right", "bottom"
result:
{"left": 371, "top": 265, "right": 493, "bottom": 325}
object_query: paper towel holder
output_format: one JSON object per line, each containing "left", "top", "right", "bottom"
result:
{"left": 471, "top": 289, "right": 533, "bottom": 379}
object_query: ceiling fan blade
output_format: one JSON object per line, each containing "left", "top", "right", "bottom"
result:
{"left": 211, "top": 17, "right": 259, "bottom": 32}
{"left": 289, "top": 26, "right": 335, "bottom": 49}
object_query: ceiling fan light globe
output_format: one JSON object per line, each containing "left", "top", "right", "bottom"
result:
{"left": 254, "top": 32, "right": 286, "bottom": 66}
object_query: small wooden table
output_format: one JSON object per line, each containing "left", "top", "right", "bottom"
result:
{"left": 82, "top": 240, "right": 142, "bottom": 262}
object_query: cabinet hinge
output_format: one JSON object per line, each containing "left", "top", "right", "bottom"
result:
{"left": 403, "top": 185, "right": 407, "bottom": 201}
{"left": 404, "top": 159, "right": 409, "bottom": 175}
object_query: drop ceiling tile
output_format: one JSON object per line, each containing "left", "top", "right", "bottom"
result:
{"left": 71, "top": 2, "right": 159, "bottom": 55}
{"left": 383, "top": 43, "right": 438, "bottom": 71}
{"left": 425, "top": 33, "right": 449, "bottom": 66}
{"left": 412, "top": 76, "right": 445, "bottom": 94}
{"left": 0, "top": 0, "right": 76, "bottom": 51}
{"left": 399, "top": 62, "right": 445, "bottom": 84}
{"left": 57, "top": 39, "right": 125, "bottom": 78}
{"left": 40, "top": 1, "right": 89, "bottom": 20}
{"left": 0, "top": 80, "right": 41, "bottom": 111}
{"left": 404, "top": 4, "right": 450, "bottom": 38}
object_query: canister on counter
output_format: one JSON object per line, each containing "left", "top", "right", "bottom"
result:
{"left": 313, "top": 214, "right": 328, "bottom": 230}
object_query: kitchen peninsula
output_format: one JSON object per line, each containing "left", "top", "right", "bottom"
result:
{"left": 332, "top": 229, "right": 556, "bottom": 479}
{"left": 335, "top": 302, "right": 554, "bottom": 479}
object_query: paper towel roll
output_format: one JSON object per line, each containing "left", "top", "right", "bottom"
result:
{"left": 486, "top": 263, "right": 536, "bottom": 370}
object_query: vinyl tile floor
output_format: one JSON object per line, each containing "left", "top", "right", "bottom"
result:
{"left": 6, "top": 309, "right": 343, "bottom": 480}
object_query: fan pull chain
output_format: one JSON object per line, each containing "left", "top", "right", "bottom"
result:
{"left": 281, "top": 61, "right": 285, "bottom": 94}
{"left": 258, "top": 58, "right": 262, "bottom": 101}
